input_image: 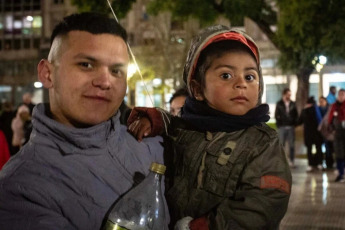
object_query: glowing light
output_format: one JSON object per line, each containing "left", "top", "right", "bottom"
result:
{"left": 34, "top": 81, "right": 43, "bottom": 88}
{"left": 153, "top": 78, "right": 161, "bottom": 86}
{"left": 127, "top": 63, "right": 137, "bottom": 79}
{"left": 322, "top": 173, "right": 328, "bottom": 205}
{"left": 319, "top": 55, "right": 327, "bottom": 65}
{"left": 26, "top": 16, "right": 34, "bottom": 22}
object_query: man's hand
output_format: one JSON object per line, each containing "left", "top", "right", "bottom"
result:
{"left": 128, "top": 117, "right": 152, "bottom": 142}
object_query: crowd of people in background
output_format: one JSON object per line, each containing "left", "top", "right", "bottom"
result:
{"left": 0, "top": 92, "right": 35, "bottom": 168}
{"left": 275, "top": 85, "right": 345, "bottom": 182}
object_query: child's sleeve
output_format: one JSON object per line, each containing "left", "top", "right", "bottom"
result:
{"left": 127, "top": 107, "right": 171, "bottom": 137}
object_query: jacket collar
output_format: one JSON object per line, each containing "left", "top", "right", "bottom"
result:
{"left": 30, "top": 103, "right": 121, "bottom": 155}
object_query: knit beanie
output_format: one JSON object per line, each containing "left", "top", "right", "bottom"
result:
{"left": 183, "top": 25, "right": 263, "bottom": 104}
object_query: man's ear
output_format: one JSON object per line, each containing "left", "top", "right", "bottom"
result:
{"left": 37, "top": 59, "right": 53, "bottom": 88}
{"left": 190, "top": 80, "right": 204, "bottom": 101}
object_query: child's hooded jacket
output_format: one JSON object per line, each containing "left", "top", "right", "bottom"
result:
{"left": 129, "top": 25, "right": 292, "bottom": 230}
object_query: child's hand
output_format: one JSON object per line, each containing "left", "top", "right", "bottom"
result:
{"left": 128, "top": 117, "right": 152, "bottom": 142}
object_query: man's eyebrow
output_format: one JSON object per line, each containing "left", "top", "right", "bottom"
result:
{"left": 111, "top": 63, "right": 127, "bottom": 68}
{"left": 73, "top": 53, "right": 97, "bottom": 62}
{"left": 73, "top": 53, "right": 127, "bottom": 67}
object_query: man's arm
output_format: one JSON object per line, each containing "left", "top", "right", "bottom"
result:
{"left": 0, "top": 184, "right": 76, "bottom": 230}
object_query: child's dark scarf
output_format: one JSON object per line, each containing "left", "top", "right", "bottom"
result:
{"left": 181, "top": 97, "right": 270, "bottom": 132}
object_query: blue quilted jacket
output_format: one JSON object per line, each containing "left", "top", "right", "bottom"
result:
{"left": 0, "top": 103, "right": 166, "bottom": 230}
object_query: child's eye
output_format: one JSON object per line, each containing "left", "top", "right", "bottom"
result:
{"left": 79, "top": 62, "right": 93, "bottom": 69}
{"left": 245, "top": 74, "right": 256, "bottom": 81}
{"left": 220, "top": 73, "right": 233, "bottom": 80}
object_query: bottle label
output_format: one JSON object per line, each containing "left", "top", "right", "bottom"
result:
{"left": 103, "top": 220, "right": 130, "bottom": 230}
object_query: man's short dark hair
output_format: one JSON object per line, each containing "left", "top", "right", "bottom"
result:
{"left": 50, "top": 12, "right": 128, "bottom": 46}
{"left": 169, "top": 87, "right": 189, "bottom": 104}
{"left": 282, "top": 87, "right": 291, "bottom": 95}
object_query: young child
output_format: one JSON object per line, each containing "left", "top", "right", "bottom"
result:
{"left": 128, "top": 25, "right": 292, "bottom": 230}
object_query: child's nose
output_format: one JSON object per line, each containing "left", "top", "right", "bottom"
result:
{"left": 234, "top": 76, "right": 247, "bottom": 89}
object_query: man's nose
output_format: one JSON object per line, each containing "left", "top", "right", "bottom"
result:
{"left": 92, "top": 68, "right": 111, "bottom": 90}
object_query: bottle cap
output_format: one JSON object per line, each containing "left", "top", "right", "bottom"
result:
{"left": 150, "top": 162, "right": 166, "bottom": 175}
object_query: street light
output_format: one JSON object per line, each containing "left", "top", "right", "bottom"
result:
{"left": 315, "top": 55, "right": 327, "bottom": 97}
{"left": 34, "top": 81, "right": 42, "bottom": 88}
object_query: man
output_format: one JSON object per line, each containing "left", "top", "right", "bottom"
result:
{"left": 0, "top": 13, "right": 166, "bottom": 230}
{"left": 275, "top": 88, "right": 298, "bottom": 167}
{"left": 328, "top": 89, "right": 345, "bottom": 182}
{"left": 22, "top": 92, "right": 36, "bottom": 115}
{"left": 169, "top": 87, "right": 188, "bottom": 116}
{"left": 326, "top": 86, "right": 337, "bottom": 105}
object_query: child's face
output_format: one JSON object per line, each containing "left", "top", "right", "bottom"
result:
{"left": 196, "top": 50, "right": 260, "bottom": 115}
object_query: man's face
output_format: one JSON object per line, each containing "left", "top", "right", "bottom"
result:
{"left": 40, "top": 31, "right": 129, "bottom": 128}
{"left": 338, "top": 91, "right": 345, "bottom": 103}
{"left": 283, "top": 91, "right": 291, "bottom": 101}
{"left": 331, "top": 87, "right": 336, "bottom": 95}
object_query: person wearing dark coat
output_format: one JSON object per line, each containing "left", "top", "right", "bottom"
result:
{"left": 0, "top": 101, "right": 16, "bottom": 155}
{"left": 297, "top": 96, "right": 324, "bottom": 172}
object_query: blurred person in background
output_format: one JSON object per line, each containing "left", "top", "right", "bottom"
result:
{"left": 0, "top": 129, "right": 10, "bottom": 170}
{"left": 21, "top": 92, "right": 36, "bottom": 115}
{"left": 275, "top": 88, "right": 298, "bottom": 167}
{"left": 318, "top": 96, "right": 334, "bottom": 169}
{"left": 119, "top": 100, "right": 132, "bottom": 125}
{"left": 297, "top": 96, "right": 324, "bottom": 172}
{"left": 11, "top": 104, "right": 31, "bottom": 154}
{"left": 328, "top": 89, "right": 345, "bottom": 182}
{"left": 169, "top": 87, "right": 188, "bottom": 116}
{"left": 0, "top": 101, "right": 15, "bottom": 155}
{"left": 326, "top": 86, "right": 337, "bottom": 105}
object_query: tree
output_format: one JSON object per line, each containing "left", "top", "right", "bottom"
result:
{"left": 147, "top": 0, "right": 345, "bottom": 111}
{"left": 276, "top": 0, "right": 345, "bottom": 111}
{"left": 71, "top": 0, "right": 345, "bottom": 111}
{"left": 71, "top": 0, "right": 136, "bottom": 18}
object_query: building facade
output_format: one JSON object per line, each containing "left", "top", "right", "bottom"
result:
{"left": 0, "top": 0, "right": 344, "bottom": 112}
{"left": 0, "top": 0, "right": 76, "bottom": 106}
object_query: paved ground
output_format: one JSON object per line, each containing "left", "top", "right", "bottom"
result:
{"left": 280, "top": 158, "right": 345, "bottom": 230}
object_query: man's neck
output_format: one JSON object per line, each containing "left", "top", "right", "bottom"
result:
{"left": 283, "top": 98, "right": 290, "bottom": 103}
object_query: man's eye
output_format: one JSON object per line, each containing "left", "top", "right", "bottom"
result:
{"left": 111, "top": 68, "right": 125, "bottom": 78}
{"left": 79, "top": 62, "right": 92, "bottom": 69}
{"left": 245, "top": 74, "right": 256, "bottom": 81}
{"left": 220, "top": 73, "right": 233, "bottom": 80}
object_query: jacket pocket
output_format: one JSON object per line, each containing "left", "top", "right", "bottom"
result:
{"left": 201, "top": 141, "right": 239, "bottom": 197}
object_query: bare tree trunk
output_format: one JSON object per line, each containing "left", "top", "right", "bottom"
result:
{"left": 295, "top": 68, "right": 313, "bottom": 114}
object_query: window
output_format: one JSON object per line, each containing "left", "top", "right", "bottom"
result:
{"left": 14, "top": 39, "right": 21, "bottom": 50}
{"left": 54, "top": 0, "right": 64, "bottom": 4}
{"left": 309, "top": 83, "right": 319, "bottom": 99}
{"left": 23, "top": 38, "right": 30, "bottom": 49}
{"left": 2, "top": 14, "right": 41, "bottom": 36}
{"left": 33, "top": 38, "right": 40, "bottom": 48}
{"left": 265, "top": 84, "right": 288, "bottom": 104}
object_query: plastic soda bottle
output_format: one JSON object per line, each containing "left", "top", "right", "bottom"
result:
{"left": 103, "top": 162, "right": 167, "bottom": 230}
